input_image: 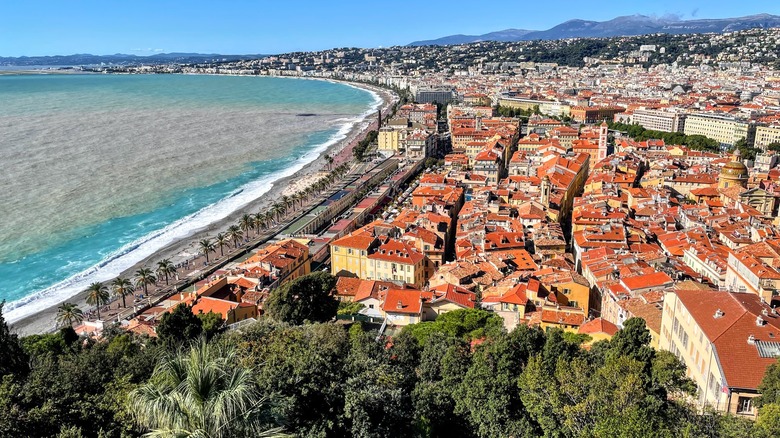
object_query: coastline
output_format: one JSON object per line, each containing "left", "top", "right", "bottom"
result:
{"left": 9, "top": 76, "right": 396, "bottom": 336}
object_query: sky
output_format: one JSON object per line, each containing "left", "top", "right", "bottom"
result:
{"left": 0, "top": 1, "right": 777, "bottom": 57}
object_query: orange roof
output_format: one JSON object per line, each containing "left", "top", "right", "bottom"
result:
{"left": 621, "top": 271, "right": 673, "bottom": 291}
{"left": 383, "top": 289, "right": 423, "bottom": 314}
{"left": 578, "top": 318, "right": 619, "bottom": 336}
{"left": 675, "top": 289, "right": 780, "bottom": 390}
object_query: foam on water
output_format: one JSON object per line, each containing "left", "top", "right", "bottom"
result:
{"left": 0, "top": 74, "right": 380, "bottom": 323}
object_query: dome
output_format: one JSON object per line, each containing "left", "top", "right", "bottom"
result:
{"left": 720, "top": 149, "right": 748, "bottom": 180}
{"left": 720, "top": 160, "right": 748, "bottom": 180}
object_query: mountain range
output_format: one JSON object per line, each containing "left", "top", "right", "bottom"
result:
{"left": 408, "top": 13, "right": 780, "bottom": 46}
{"left": 0, "top": 52, "right": 263, "bottom": 67}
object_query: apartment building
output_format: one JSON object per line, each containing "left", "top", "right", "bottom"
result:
{"left": 631, "top": 108, "right": 686, "bottom": 133}
{"left": 660, "top": 289, "right": 780, "bottom": 419}
{"left": 683, "top": 113, "right": 756, "bottom": 147}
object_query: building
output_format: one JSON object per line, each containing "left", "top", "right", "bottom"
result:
{"left": 378, "top": 126, "right": 401, "bottom": 152}
{"left": 416, "top": 87, "right": 454, "bottom": 105}
{"left": 660, "top": 289, "right": 780, "bottom": 419}
{"left": 570, "top": 106, "right": 625, "bottom": 124}
{"left": 631, "top": 108, "right": 686, "bottom": 133}
{"left": 754, "top": 125, "right": 780, "bottom": 149}
{"left": 242, "top": 239, "right": 311, "bottom": 287}
{"left": 683, "top": 114, "right": 756, "bottom": 147}
{"left": 718, "top": 151, "right": 749, "bottom": 190}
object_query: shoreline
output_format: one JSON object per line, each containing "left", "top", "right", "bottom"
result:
{"left": 9, "top": 76, "right": 396, "bottom": 336}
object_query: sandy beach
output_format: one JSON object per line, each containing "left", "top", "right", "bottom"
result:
{"left": 10, "top": 78, "right": 396, "bottom": 336}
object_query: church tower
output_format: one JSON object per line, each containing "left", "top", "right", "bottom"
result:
{"left": 598, "top": 121, "right": 608, "bottom": 161}
{"left": 540, "top": 175, "right": 551, "bottom": 208}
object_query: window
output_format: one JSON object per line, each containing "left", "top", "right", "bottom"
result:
{"left": 369, "top": 304, "right": 374, "bottom": 309}
{"left": 563, "top": 288, "right": 571, "bottom": 295}
{"left": 737, "top": 397, "right": 753, "bottom": 414}
{"left": 348, "top": 248, "right": 353, "bottom": 255}
{"left": 361, "top": 251, "right": 366, "bottom": 256}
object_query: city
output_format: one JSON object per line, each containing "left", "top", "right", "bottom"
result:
{"left": 5, "top": 14, "right": 780, "bottom": 438}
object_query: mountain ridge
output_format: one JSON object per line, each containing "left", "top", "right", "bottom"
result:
{"left": 408, "top": 13, "right": 780, "bottom": 46}
{"left": 0, "top": 52, "right": 265, "bottom": 67}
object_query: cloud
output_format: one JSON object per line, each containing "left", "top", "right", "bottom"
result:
{"left": 691, "top": 8, "right": 699, "bottom": 18}
{"left": 153, "top": 48, "right": 164, "bottom": 52}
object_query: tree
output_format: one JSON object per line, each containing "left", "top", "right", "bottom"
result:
{"left": 134, "top": 267, "right": 157, "bottom": 297}
{"left": 215, "top": 232, "right": 229, "bottom": 257}
{"left": 85, "top": 282, "right": 110, "bottom": 321}
{"left": 197, "top": 311, "right": 224, "bottom": 339}
{"left": 413, "top": 334, "right": 473, "bottom": 438}
{"left": 608, "top": 317, "right": 655, "bottom": 367}
{"left": 758, "top": 361, "right": 780, "bottom": 407}
{"left": 767, "top": 142, "right": 780, "bottom": 152}
{"left": 402, "top": 308, "right": 504, "bottom": 345}
{"left": 0, "top": 303, "right": 29, "bottom": 378}
{"left": 156, "top": 259, "right": 176, "bottom": 285}
{"left": 227, "top": 225, "right": 244, "bottom": 248}
{"left": 128, "top": 341, "right": 286, "bottom": 438}
{"left": 265, "top": 272, "right": 338, "bottom": 325}
{"left": 324, "top": 153, "right": 334, "bottom": 170}
{"left": 239, "top": 213, "right": 254, "bottom": 239}
{"left": 155, "top": 304, "right": 203, "bottom": 346}
{"left": 55, "top": 303, "right": 83, "bottom": 329}
{"left": 199, "top": 238, "right": 215, "bottom": 264}
{"left": 455, "top": 326, "right": 545, "bottom": 437}
{"left": 111, "top": 277, "right": 133, "bottom": 308}
{"left": 245, "top": 322, "right": 351, "bottom": 437}
{"left": 344, "top": 325, "right": 415, "bottom": 438}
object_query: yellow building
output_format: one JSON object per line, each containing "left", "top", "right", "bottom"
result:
{"left": 244, "top": 239, "right": 311, "bottom": 286}
{"left": 330, "top": 234, "right": 378, "bottom": 278}
{"left": 683, "top": 114, "right": 755, "bottom": 147}
{"left": 378, "top": 127, "right": 401, "bottom": 152}
{"left": 754, "top": 125, "right": 780, "bottom": 149}
{"left": 660, "top": 289, "right": 780, "bottom": 419}
{"left": 537, "top": 270, "right": 592, "bottom": 315}
{"left": 331, "top": 235, "right": 428, "bottom": 288}
{"left": 367, "top": 239, "right": 427, "bottom": 288}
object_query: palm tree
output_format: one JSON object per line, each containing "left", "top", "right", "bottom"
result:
{"left": 239, "top": 213, "right": 254, "bottom": 239}
{"left": 280, "top": 195, "right": 291, "bottom": 211}
{"left": 199, "top": 238, "right": 215, "bottom": 264}
{"left": 303, "top": 186, "right": 313, "bottom": 202}
{"left": 128, "top": 341, "right": 286, "bottom": 438}
{"left": 252, "top": 213, "right": 265, "bottom": 233}
{"left": 85, "top": 282, "right": 110, "bottom": 321}
{"left": 135, "top": 267, "right": 157, "bottom": 297}
{"left": 112, "top": 277, "right": 133, "bottom": 308}
{"left": 227, "top": 225, "right": 244, "bottom": 248}
{"left": 215, "top": 232, "right": 229, "bottom": 257}
{"left": 324, "top": 153, "right": 334, "bottom": 170}
{"left": 56, "top": 302, "right": 83, "bottom": 328}
{"left": 156, "top": 259, "right": 176, "bottom": 285}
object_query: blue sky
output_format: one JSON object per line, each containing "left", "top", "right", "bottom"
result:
{"left": 0, "top": 1, "right": 776, "bottom": 56}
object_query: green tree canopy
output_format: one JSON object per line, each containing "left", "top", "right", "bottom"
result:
{"left": 128, "top": 340, "right": 286, "bottom": 437}
{"left": 0, "top": 303, "right": 28, "bottom": 378}
{"left": 265, "top": 271, "right": 338, "bottom": 325}
{"left": 155, "top": 303, "right": 203, "bottom": 346}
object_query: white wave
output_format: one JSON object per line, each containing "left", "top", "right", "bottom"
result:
{"left": 4, "top": 99, "right": 378, "bottom": 324}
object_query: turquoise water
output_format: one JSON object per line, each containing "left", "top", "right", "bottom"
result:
{"left": 0, "top": 74, "right": 378, "bottom": 321}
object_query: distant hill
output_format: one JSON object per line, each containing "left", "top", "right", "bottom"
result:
{"left": 410, "top": 29, "right": 535, "bottom": 46}
{"left": 0, "top": 52, "right": 264, "bottom": 67}
{"left": 408, "top": 13, "right": 780, "bottom": 46}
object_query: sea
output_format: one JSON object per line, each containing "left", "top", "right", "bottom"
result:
{"left": 0, "top": 73, "right": 380, "bottom": 323}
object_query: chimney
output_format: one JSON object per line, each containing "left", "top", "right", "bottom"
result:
{"left": 397, "top": 300, "right": 403, "bottom": 309}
